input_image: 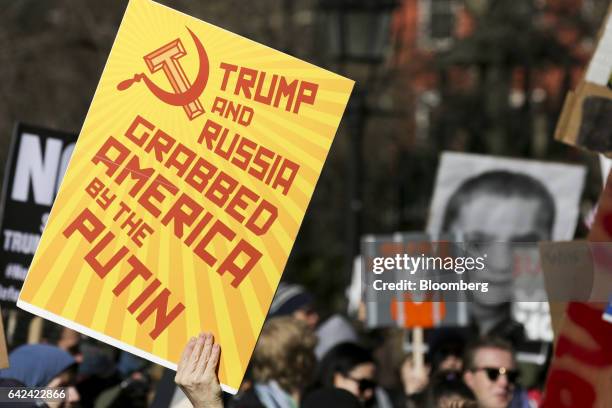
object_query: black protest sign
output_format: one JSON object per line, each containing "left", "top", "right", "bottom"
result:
{"left": 0, "top": 124, "right": 76, "bottom": 306}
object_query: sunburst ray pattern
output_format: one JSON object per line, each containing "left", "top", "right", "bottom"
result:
{"left": 18, "top": 0, "right": 353, "bottom": 393}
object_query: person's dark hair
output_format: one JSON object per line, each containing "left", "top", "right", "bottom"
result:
{"left": 41, "top": 321, "right": 64, "bottom": 345}
{"left": 426, "top": 372, "right": 476, "bottom": 407}
{"left": 318, "top": 342, "right": 374, "bottom": 387}
{"left": 302, "top": 388, "right": 362, "bottom": 408}
{"left": 429, "top": 330, "right": 466, "bottom": 374}
{"left": 441, "top": 170, "right": 556, "bottom": 236}
{"left": 463, "top": 337, "right": 515, "bottom": 371}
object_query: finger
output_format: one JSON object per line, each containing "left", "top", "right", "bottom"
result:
{"left": 196, "top": 332, "right": 213, "bottom": 375}
{"left": 186, "top": 333, "right": 206, "bottom": 374}
{"left": 204, "top": 343, "right": 221, "bottom": 378}
{"left": 177, "top": 337, "right": 196, "bottom": 374}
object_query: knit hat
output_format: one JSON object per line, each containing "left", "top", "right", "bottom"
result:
{"left": 315, "top": 314, "right": 358, "bottom": 360}
{"left": 269, "top": 283, "right": 314, "bottom": 317}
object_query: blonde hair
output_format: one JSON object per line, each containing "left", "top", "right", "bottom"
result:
{"left": 251, "top": 316, "right": 317, "bottom": 393}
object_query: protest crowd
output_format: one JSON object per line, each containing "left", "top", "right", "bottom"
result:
{"left": 171, "top": 283, "right": 544, "bottom": 408}
{"left": 0, "top": 0, "right": 611, "bottom": 407}
{"left": 0, "top": 282, "right": 549, "bottom": 407}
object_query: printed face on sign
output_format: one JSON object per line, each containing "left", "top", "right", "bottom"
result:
{"left": 442, "top": 175, "right": 554, "bottom": 304}
{"left": 427, "top": 152, "right": 584, "bottom": 334}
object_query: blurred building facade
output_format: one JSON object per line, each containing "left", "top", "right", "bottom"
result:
{"left": 385, "top": 0, "right": 608, "bottom": 232}
{"left": 0, "top": 0, "right": 608, "bottom": 312}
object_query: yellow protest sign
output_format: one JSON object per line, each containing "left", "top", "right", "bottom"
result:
{"left": 17, "top": 0, "right": 353, "bottom": 392}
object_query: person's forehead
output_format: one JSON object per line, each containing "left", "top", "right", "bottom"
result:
{"left": 458, "top": 193, "right": 545, "bottom": 216}
{"left": 350, "top": 362, "right": 376, "bottom": 377}
{"left": 473, "top": 347, "right": 514, "bottom": 367}
{"left": 453, "top": 194, "right": 549, "bottom": 237}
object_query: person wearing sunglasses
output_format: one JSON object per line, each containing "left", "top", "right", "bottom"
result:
{"left": 317, "top": 342, "right": 393, "bottom": 408}
{"left": 462, "top": 337, "right": 518, "bottom": 408}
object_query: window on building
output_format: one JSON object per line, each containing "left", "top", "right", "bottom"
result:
{"left": 418, "top": 0, "right": 457, "bottom": 50}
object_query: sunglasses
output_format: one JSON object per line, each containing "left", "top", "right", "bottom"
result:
{"left": 472, "top": 367, "right": 519, "bottom": 384}
{"left": 346, "top": 376, "right": 377, "bottom": 392}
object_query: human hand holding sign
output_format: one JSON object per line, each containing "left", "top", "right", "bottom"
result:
{"left": 175, "top": 333, "right": 223, "bottom": 408}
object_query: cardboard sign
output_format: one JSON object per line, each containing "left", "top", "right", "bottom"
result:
{"left": 539, "top": 241, "right": 596, "bottom": 303}
{"left": 555, "top": 82, "right": 612, "bottom": 154}
{"left": 0, "top": 307, "right": 8, "bottom": 369}
{"left": 555, "top": 3, "right": 612, "bottom": 154}
{"left": 0, "top": 124, "right": 76, "bottom": 306}
{"left": 17, "top": 0, "right": 353, "bottom": 393}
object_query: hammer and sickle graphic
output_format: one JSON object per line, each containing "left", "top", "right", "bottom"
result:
{"left": 117, "top": 27, "right": 209, "bottom": 117}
